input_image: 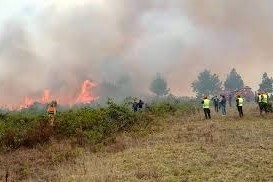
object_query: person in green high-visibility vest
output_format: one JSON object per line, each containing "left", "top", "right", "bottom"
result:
{"left": 236, "top": 94, "right": 244, "bottom": 118}
{"left": 201, "top": 96, "right": 211, "bottom": 119}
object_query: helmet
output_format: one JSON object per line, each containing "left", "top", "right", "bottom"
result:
{"left": 51, "top": 100, "right": 57, "bottom": 106}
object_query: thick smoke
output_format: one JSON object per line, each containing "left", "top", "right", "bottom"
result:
{"left": 1, "top": 0, "right": 273, "bottom": 106}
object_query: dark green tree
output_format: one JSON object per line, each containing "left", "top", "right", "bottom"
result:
{"left": 150, "top": 73, "right": 170, "bottom": 96}
{"left": 192, "top": 70, "right": 222, "bottom": 98}
{"left": 224, "top": 68, "right": 244, "bottom": 91}
{"left": 259, "top": 72, "right": 273, "bottom": 93}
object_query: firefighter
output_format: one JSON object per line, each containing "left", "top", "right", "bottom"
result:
{"left": 236, "top": 94, "right": 244, "bottom": 118}
{"left": 47, "top": 101, "right": 57, "bottom": 126}
{"left": 257, "top": 92, "right": 262, "bottom": 114}
{"left": 261, "top": 91, "right": 269, "bottom": 114}
{"left": 201, "top": 96, "right": 211, "bottom": 119}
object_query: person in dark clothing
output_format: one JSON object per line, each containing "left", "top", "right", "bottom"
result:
{"left": 220, "top": 95, "right": 227, "bottom": 115}
{"left": 212, "top": 96, "right": 219, "bottom": 112}
{"left": 228, "top": 94, "right": 232, "bottom": 107}
{"left": 132, "top": 100, "right": 138, "bottom": 112}
{"left": 218, "top": 97, "right": 221, "bottom": 111}
{"left": 138, "top": 100, "right": 144, "bottom": 111}
{"left": 256, "top": 92, "right": 262, "bottom": 115}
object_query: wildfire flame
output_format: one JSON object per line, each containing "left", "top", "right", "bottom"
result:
{"left": 41, "top": 89, "right": 51, "bottom": 104}
{"left": 76, "top": 80, "right": 98, "bottom": 104}
{"left": 1, "top": 80, "right": 99, "bottom": 110}
{"left": 21, "top": 97, "right": 34, "bottom": 109}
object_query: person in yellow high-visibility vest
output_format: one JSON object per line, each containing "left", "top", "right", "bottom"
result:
{"left": 236, "top": 94, "right": 244, "bottom": 118}
{"left": 201, "top": 96, "right": 211, "bottom": 119}
{"left": 261, "top": 91, "right": 269, "bottom": 115}
{"left": 260, "top": 92, "right": 268, "bottom": 115}
{"left": 257, "top": 92, "right": 262, "bottom": 114}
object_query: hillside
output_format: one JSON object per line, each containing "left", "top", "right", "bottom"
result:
{"left": 1, "top": 103, "right": 273, "bottom": 181}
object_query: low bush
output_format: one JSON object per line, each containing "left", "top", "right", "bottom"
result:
{"left": 0, "top": 98, "right": 197, "bottom": 150}
{"left": 146, "top": 97, "right": 199, "bottom": 116}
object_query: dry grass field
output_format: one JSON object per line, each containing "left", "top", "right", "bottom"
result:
{"left": 56, "top": 108, "right": 273, "bottom": 182}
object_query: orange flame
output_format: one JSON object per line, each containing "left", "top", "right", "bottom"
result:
{"left": 21, "top": 97, "right": 34, "bottom": 109}
{"left": 76, "top": 80, "right": 99, "bottom": 104}
{"left": 41, "top": 89, "right": 51, "bottom": 104}
{"left": 0, "top": 80, "right": 99, "bottom": 110}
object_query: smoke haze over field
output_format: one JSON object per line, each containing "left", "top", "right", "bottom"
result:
{"left": 1, "top": 0, "right": 273, "bottom": 105}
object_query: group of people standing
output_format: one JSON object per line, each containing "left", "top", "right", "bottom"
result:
{"left": 132, "top": 99, "right": 144, "bottom": 112}
{"left": 202, "top": 94, "right": 244, "bottom": 120}
{"left": 212, "top": 95, "right": 227, "bottom": 116}
{"left": 257, "top": 92, "right": 271, "bottom": 115}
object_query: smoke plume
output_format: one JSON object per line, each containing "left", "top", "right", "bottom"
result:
{"left": 1, "top": 0, "right": 273, "bottom": 106}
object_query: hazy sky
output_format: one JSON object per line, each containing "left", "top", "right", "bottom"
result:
{"left": 1, "top": 0, "right": 273, "bottom": 105}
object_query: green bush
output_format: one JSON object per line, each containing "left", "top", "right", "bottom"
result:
{"left": 146, "top": 97, "right": 198, "bottom": 116}
{"left": 0, "top": 98, "right": 197, "bottom": 150}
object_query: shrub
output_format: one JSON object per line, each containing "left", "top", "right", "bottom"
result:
{"left": 146, "top": 97, "right": 198, "bottom": 116}
{"left": 0, "top": 98, "right": 196, "bottom": 150}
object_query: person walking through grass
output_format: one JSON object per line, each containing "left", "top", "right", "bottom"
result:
{"left": 202, "top": 96, "right": 211, "bottom": 119}
{"left": 138, "top": 100, "right": 144, "bottom": 112}
{"left": 261, "top": 91, "right": 269, "bottom": 115}
{"left": 132, "top": 99, "right": 139, "bottom": 112}
{"left": 47, "top": 101, "right": 57, "bottom": 126}
{"left": 257, "top": 92, "right": 262, "bottom": 114}
{"left": 212, "top": 96, "right": 219, "bottom": 113}
{"left": 236, "top": 94, "right": 244, "bottom": 118}
{"left": 220, "top": 95, "right": 227, "bottom": 116}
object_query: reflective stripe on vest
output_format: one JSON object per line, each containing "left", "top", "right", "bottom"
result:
{"left": 258, "top": 95, "right": 262, "bottom": 103}
{"left": 262, "top": 94, "right": 268, "bottom": 103}
{"left": 47, "top": 107, "right": 55, "bottom": 114}
{"left": 238, "top": 98, "right": 243, "bottom": 106}
{"left": 203, "top": 99, "right": 210, "bottom": 108}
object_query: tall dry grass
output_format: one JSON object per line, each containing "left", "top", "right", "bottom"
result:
{"left": 56, "top": 104, "right": 273, "bottom": 182}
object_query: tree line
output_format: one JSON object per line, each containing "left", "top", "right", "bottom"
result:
{"left": 149, "top": 69, "right": 273, "bottom": 98}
